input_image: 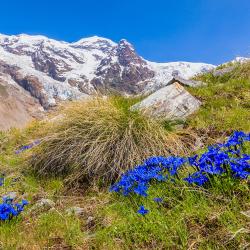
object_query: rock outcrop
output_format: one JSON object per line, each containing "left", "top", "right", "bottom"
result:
{"left": 91, "top": 39, "right": 155, "bottom": 94}
{"left": 168, "top": 72, "right": 205, "bottom": 87}
{"left": 0, "top": 73, "right": 44, "bottom": 130}
{"left": 132, "top": 82, "right": 201, "bottom": 119}
{"left": 212, "top": 66, "right": 235, "bottom": 77}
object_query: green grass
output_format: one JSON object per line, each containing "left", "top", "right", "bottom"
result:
{"left": 187, "top": 62, "right": 250, "bottom": 132}
{"left": 0, "top": 145, "right": 85, "bottom": 249}
{"left": 0, "top": 211, "right": 84, "bottom": 249}
{"left": 0, "top": 163, "right": 249, "bottom": 250}
{"left": 93, "top": 180, "right": 250, "bottom": 249}
{"left": 92, "top": 142, "right": 250, "bottom": 249}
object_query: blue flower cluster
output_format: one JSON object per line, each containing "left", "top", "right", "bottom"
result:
{"left": 0, "top": 177, "right": 29, "bottom": 221}
{"left": 185, "top": 131, "right": 250, "bottom": 184}
{"left": 110, "top": 156, "right": 186, "bottom": 197}
{"left": 15, "top": 140, "right": 40, "bottom": 154}
{"left": 0, "top": 197, "right": 29, "bottom": 221}
{"left": 110, "top": 131, "right": 250, "bottom": 215}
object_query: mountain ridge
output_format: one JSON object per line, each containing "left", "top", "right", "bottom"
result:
{"left": 0, "top": 33, "right": 215, "bottom": 109}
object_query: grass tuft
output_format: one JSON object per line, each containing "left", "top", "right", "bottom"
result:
{"left": 29, "top": 96, "right": 198, "bottom": 186}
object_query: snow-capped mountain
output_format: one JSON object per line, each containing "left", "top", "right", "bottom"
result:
{"left": 231, "top": 56, "right": 250, "bottom": 64}
{"left": 0, "top": 34, "right": 215, "bottom": 109}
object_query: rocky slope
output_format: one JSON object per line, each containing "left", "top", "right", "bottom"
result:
{"left": 0, "top": 34, "right": 215, "bottom": 110}
{"left": 0, "top": 72, "right": 43, "bottom": 130}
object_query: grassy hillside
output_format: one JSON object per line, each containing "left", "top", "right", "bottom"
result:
{"left": 187, "top": 62, "right": 250, "bottom": 133}
{"left": 0, "top": 62, "right": 250, "bottom": 249}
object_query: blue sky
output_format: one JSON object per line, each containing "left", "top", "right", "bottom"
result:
{"left": 0, "top": 0, "right": 250, "bottom": 64}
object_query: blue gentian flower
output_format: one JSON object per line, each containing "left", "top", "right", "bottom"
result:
{"left": 15, "top": 140, "right": 41, "bottom": 154}
{"left": 137, "top": 205, "right": 149, "bottom": 215}
{"left": 153, "top": 198, "right": 163, "bottom": 203}
{"left": 110, "top": 130, "right": 250, "bottom": 214}
{"left": 134, "top": 183, "right": 148, "bottom": 197}
{"left": 0, "top": 197, "right": 29, "bottom": 221}
{"left": 0, "top": 177, "right": 4, "bottom": 187}
{"left": 184, "top": 171, "right": 209, "bottom": 186}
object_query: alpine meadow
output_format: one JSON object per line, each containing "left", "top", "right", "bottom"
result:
{"left": 0, "top": 1, "right": 250, "bottom": 249}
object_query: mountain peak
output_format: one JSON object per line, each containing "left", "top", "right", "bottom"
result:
{"left": 118, "top": 39, "right": 135, "bottom": 51}
{"left": 0, "top": 33, "right": 69, "bottom": 48}
{"left": 73, "top": 36, "right": 117, "bottom": 47}
{"left": 232, "top": 56, "right": 250, "bottom": 63}
{"left": 0, "top": 33, "right": 215, "bottom": 110}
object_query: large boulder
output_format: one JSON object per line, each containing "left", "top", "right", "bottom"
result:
{"left": 132, "top": 82, "right": 201, "bottom": 119}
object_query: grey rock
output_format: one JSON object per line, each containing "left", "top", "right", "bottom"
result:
{"left": 86, "top": 216, "right": 95, "bottom": 229}
{"left": 168, "top": 76, "right": 205, "bottom": 87}
{"left": 66, "top": 206, "right": 84, "bottom": 216}
{"left": 86, "top": 216, "right": 94, "bottom": 224}
{"left": 232, "top": 57, "right": 250, "bottom": 63}
{"left": 29, "top": 198, "right": 55, "bottom": 214}
{"left": 212, "top": 66, "right": 235, "bottom": 77}
{"left": 132, "top": 82, "right": 201, "bottom": 119}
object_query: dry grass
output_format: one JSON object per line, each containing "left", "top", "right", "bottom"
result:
{"left": 0, "top": 132, "right": 7, "bottom": 154}
{"left": 29, "top": 96, "right": 198, "bottom": 186}
{"left": 231, "top": 61, "right": 250, "bottom": 79}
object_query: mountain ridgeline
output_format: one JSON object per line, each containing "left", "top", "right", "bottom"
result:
{"left": 0, "top": 34, "right": 215, "bottom": 109}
